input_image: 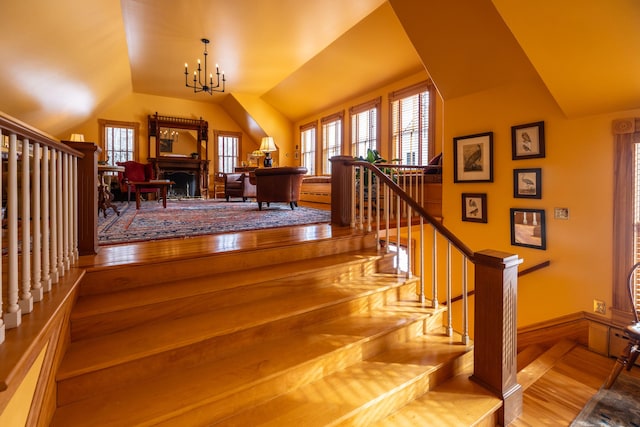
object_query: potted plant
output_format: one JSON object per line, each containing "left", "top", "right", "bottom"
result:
{"left": 190, "top": 152, "right": 199, "bottom": 159}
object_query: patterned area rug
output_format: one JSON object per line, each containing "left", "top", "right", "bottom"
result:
{"left": 98, "top": 199, "right": 331, "bottom": 245}
{"left": 570, "top": 371, "right": 640, "bottom": 426}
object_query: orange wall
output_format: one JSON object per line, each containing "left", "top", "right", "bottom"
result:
{"left": 443, "top": 71, "right": 640, "bottom": 326}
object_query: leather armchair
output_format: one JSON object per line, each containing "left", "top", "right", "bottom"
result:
{"left": 224, "top": 173, "right": 256, "bottom": 202}
{"left": 254, "top": 167, "right": 308, "bottom": 210}
{"left": 116, "top": 161, "right": 157, "bottom": 202}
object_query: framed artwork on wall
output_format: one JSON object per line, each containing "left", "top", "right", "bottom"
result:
{"left": 453, "top": 131, "right": 493, "bottom": 183}
{"left": 462, "top": 193, "right": 487, "bottom": 223}
{"left": 513, "top": 168, "right": 542, "bottom": 199}
{"left": 512, "top": 121, "right": 545, "bottom": 160}
{"left": 510, "top": 208, "right": 546, "bottom": 250}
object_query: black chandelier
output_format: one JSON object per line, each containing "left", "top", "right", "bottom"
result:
{"left": 184, "top": 38, "right": 226, "bottom": 94}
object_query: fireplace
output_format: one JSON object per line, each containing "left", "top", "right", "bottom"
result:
{"left": 165, "top": 171, "right": 198, "bottom": 199}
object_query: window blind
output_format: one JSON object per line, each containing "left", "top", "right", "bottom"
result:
{"left": 300, "top": 122, "right": 316, "bottom": 175}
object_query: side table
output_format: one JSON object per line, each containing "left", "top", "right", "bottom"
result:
{"left": 98, "top": 164, "right": 124, "bottom": 217}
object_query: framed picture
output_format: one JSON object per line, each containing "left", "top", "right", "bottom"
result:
{"left": 513, "top": 168, "right": 541, "bottom": 199}
{"left": 510, "top": 208, "right": 546, "bottom": 250}
{"left": 512, "top": 121, "right": 545, "bottom": 159}
{"left": 462, "top": 193, "right": 487, "bottom": 223}
{"left": 453, "top": 132, "right": 493, "bottom": 182}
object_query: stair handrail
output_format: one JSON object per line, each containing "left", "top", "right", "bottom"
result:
{"left": 348, "top": 159, "right": 475, "bottom": 260}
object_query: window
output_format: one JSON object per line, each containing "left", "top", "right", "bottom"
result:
{"left": 390, "top": 81, "right": 435, "bottom": 165}
{"left": 300, "top": 122, "right": 317, "bottom": 175}
{"left": 612, "top": 118, "right": 640, "bottom": 323}
{"left": 350, "top": 97, "right": 380, "bottom": 158}
{"left": 99, "top": 119, "right": 138, "bottom": 165}
{"left": 216, "top": 131, "right": 240, "bottom": 173}
{"left": 321, "top": 112, "right": 343, "bottom": 174}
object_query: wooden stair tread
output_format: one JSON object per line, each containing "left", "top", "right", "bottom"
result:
{"left": 71, "top": 251, "right": 385, "bottom": 319}
{"left": 373, "top": 373, "right": 502, "bottom": 426}
{"left": 52, "top": 314, "right": 444, "bottom": 427}
{"left": 57, "top": 275, "right": 418, "bottom": 379}
{"left": 211, "top": 332, "right": 471, "bottom": 427}
{"left": 517, "top": 339, "right": 576, "bottom": 391}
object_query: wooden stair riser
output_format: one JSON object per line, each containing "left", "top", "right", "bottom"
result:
{"left": 80, "top": 234, "right": 377, "bottom": 296}
{"left": 57, "top": 279, "right": 421, "bottom": 406}
{"left": 70, "top": 257, "right": 385, "bottom": 341}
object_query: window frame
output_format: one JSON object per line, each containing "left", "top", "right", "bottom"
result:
{"left": 389, "top": 80, "right": 436, "bottom": 165}
{"left": 612, "top": 117, "right": 640, "bottom": 325}
{"left": 350, "top": 97, "right": 381, "bottom": 158}
{"left": 215, "top": 130, "right": 241, "bottom": 173}
{"left": 99, "top": 119, "right": 139, "bottom": 164}
{"left": 320, "top": 111, "right": 344, "bottom": 175}
{"left": 300, "top": 121, "right": 317, "bottom": 175}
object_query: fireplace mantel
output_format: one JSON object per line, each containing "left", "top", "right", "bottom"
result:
{"left": 149, "top": 156, "right": 209, "bottom": 197}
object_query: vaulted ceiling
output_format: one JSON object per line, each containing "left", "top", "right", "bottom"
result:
{"left": 0, "top": 0, "right": 638, "bottom": 137}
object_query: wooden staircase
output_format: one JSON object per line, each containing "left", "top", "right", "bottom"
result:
{"left": 51, "top": 233, "right": 500, "bottom": 426}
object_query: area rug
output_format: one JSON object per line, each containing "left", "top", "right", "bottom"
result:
{"left": 98, "top": 199, "right": 331, "bottom": 245}
{"left": 570, "top": 371, "right": 640, "bottom": 426}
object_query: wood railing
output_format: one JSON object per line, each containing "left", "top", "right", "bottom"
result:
{"left": 331, "top": 156, "right": 524, "bottom": 425}
{"left": 0, "top": 112, "right": 84, "bottom": 345}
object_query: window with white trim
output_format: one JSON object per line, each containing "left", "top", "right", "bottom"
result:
{"left": 390, "top": 81, "right": 434, "bottom": 165}
{"left": 321, "top": 112, "right": 343, "bottom": 174}
{"left": 350, "top": 97, "right": 380, "bottom": 158}
{"left": 300, "top": 122, "right": 317, "bottom": 175}
{"left": 99, "top": 119, "right": 138, "bottom": 165}
{"left": 216, "top": 131, "right": 240, "bottom": 173}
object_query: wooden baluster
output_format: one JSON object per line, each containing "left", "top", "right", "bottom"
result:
{"left": 49, "top": 149, "right": 58, "bottom": 284}
{"left": 41, "top": 145, "right": 51, "bottom": 291}
{"left": 32, "top": 142, "right": 43, "bottom": 301}
{"left": 6, "top": 133, "right": 21, "bottom": 328}
{"left": 19, "top": 138, "right": 33, "bottom": 314}
{"left": 57, "top": 150, "right": 64, "bottom": 275}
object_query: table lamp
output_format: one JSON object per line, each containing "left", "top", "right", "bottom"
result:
{"left": 259, "top": 136, "right": 277, "bottom": 167}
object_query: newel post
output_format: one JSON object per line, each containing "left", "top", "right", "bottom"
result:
{"left": 65, "top": 141, "right": 100, "bottom": 255}
{"left": 471, "top": 249, "right": 523, "bottom": 425}
{"left": 330, "top": 155, "right": 354, "bottom": 226}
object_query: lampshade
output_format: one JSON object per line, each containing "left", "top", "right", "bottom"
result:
{"left": 69, "top": 133, "right": 85, "bottom": 142}
{"left": 259, "top": 136, "right": 277, "bottom": 152}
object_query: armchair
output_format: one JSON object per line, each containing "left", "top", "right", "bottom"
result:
{"left": 254, "top": 167, "right": 307, "bottom": 210}
{"left": 224, "top": 173, "right": 256, "bottom": 202}
{"left": 116, "top": 161, "right": 158, "bottom": 202}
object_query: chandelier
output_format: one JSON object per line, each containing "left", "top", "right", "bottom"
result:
{"left": 184, "top": 38, "right": 226, "bottom": 94}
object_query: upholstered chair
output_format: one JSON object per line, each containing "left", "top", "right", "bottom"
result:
{"left": 254, "top": 167, "right": 308, "bottom": 210}
{"left": 224, "top": 173, "right": 256, "bottom": 202}
{"left": 116, "top": 161, "right": 157, "bottom": 202}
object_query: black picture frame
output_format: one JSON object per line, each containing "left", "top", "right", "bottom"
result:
{"left": 513, "top": 168, "right": 542, "bottom": 199}
{"left": 512, "top": 121, "right": 545, "bottom": 160}
{"left": 462, "top": 193, "right": 487, "bottom": 223}
{"left": 453, "top": 131, "right": 493, "bottom": 182}
{"left": 510, "top": 208, "right": 546, "bottom": 250}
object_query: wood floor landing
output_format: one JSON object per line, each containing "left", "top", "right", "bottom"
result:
{"left": 80, "top": 223, "right": 350, "bottom": 269}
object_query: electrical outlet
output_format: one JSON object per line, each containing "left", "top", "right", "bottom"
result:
{"left": 593, "top": 299, "right": 606, "bottom": 314}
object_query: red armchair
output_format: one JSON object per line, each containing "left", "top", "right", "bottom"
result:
{"left": 116, "top": 161, "right": 158, "bottom": 202}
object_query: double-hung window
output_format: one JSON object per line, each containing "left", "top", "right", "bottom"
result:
{"left": 612, "top": 118, "right": 640, "bottom": 323}
{"left": 390, "top": 81, "right": 435, "bottom": 165}
{"left": 216, "top": 131, "right": 240, "bottom": 173}
{"left": 350, "top": 97, "right": 380, "bottom": 158}
{"left": 99, "top": 119, "right": 138, "bottom": 165}
{"left": 321, "top": 112, "right": 343, "bottom": 174}
{"left": 300, "top": 121, "right": 317, "bottom": 175}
